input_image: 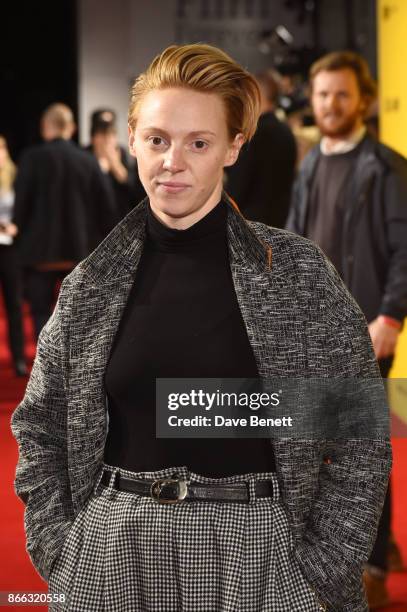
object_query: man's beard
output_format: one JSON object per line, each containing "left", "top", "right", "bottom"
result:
{"left": 315, "top": 109, "right": 363, "bottom": 138}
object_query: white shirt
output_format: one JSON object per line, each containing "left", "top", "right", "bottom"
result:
{"left": 0, "top": 189, "right": 14, "bottom": 245}
{"left": 320, "top": 125, "right": 367, "bottom": 156}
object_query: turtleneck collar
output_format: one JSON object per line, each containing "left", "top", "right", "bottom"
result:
{"left": 146, "top": 200, "right": 227, "bottom": 252}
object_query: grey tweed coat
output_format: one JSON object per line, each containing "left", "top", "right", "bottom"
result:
{"left": 11, "top": 195, "right": 391, "bottom": 612}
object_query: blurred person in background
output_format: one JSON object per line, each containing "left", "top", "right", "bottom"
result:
{"left": 225, "top": 69, "right": 297, "bottom": 228}
{"left": 287, "top": 50, "right": 407, "bottom": 609}
{"left": 13, "top": 103, "right": 117, "bottom": 340}
{"left": 285, "top": 98, "right": 321, "bottom": 166}
{"left": 0, "top": 135, "right": 27, "bottom": 376}
{"left": 279, "top": 74, "right": 321, "bottom": 166}
{"left": 86, "top": 109, "right": 146, "bottom": 219}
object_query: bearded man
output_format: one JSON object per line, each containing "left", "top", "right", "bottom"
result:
{"left": 286, "top": 50, "right": 407, "bottom": 609}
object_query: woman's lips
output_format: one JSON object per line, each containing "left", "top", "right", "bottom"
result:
{"left": 158, "top": 182, "right": 191, "bottom": 194}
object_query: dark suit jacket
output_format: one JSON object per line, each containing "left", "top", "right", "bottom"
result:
{"left": 225, "top": 112, "right": 297, "bottom": 228}
{"left": 13, "top": 138, "right": 117, "bottom": 266}
{"left": 11, "top": 195, "right": 391, "bottom": 611}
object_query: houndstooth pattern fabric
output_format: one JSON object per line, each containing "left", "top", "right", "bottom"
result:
{"left": 48, "top": 464, "right": 322, "bottom": 612}
{"left": 11, "top": 194, "right": 391, "bottom": 611}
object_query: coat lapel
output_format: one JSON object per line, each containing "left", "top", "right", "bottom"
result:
{"left": 344, "top": 136, "right": 377, "bottom": 227}
{"left": 227, "top": 198, "right": 307, "bottom": 377}
{"left": 67, "top": 202, "right": 148, "bottom": 512}
{"left": 226, "top": 197, "right": 271, "bottom": 378}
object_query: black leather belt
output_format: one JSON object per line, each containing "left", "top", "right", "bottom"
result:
{"left": 101, "top": 470, "right": 274, "bottom": 504}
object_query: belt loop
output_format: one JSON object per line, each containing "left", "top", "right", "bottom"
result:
{"left": 109, "top": 468, "right": 119, "bottom": 491}
{"left": 93, "top": 465, "right": 107, "bottom": 496}
{"left": 101, "top": 467, "right": 120, "bottom": 498}
{"left": 247, "top": 476, "right": 257, "bottom": 505}
{"left": 270, "top": 473, "right": 280, "bottom": 502}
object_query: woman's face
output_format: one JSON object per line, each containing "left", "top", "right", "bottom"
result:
{"left": 129, "top": 87, "right": 243, "bottom": 228}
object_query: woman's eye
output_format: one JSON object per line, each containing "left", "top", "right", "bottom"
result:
{"left": 192, "top": 140, "right": 208, "bottom": 150}
{"left": 148, "top": 136, "right": 165, "bottom": 147}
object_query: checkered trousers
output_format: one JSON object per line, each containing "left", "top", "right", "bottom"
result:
{"left": 48, "top": 463, "right": 323, "bottom": 611}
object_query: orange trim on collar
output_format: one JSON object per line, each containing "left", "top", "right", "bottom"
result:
{"left": 225, "top": 193, "right": 242, "bottom": 215}
{"left": 267, "top": 247, "right": 272, "bottom": 269}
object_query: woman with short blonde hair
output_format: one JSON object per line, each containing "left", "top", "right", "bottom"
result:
{"left": 12, "top": 44, "right": 390, "bottom": 611}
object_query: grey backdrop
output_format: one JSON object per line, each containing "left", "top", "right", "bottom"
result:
{"left": 77, "top": 0, "right": 377, "bottom": 145}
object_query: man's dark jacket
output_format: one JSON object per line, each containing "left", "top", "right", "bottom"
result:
{"left": 226, "top": 111, "right": 297, "bottom": 228}
{"left": 286, "top": 134, "right": 407, "bottom": 323}
{"left": 13, "top": 138, "right": 118, "bottom": 266}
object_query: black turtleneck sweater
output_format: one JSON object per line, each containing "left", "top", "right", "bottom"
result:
{"left": 104, "top": 201, "right": 276, "bottom": 476}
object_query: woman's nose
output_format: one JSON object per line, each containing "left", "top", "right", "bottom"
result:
{"left": 162, "top": 146, "right": 186, "bottom": 172}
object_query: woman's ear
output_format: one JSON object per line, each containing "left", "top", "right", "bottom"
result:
{"left": 224, "top": 133, "right": 245, "bottom": 168}
{"left": 128, "top": 125, "right": 137, "bottom": 158}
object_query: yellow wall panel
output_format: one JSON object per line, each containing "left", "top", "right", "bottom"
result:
{"left": 378, "top": 0, "right": 407, "bottom": 158}
{"left": 378, "top": 0, "right": 407, "bottom": 425}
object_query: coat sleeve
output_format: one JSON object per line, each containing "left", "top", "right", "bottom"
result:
{"left": 10, "top": 276, "right": 74, "bottom": 581}
{"left": 285, "top": 175, "right": 302, "bottom": 233}
{"left": 379, "top": 162, "right": 407, "bottom": 321}
{"left": 285, "top": 147, "right": 319, "bottom": 235}
{"left": 292, "top": 254, "right": 392, "bottom": 611}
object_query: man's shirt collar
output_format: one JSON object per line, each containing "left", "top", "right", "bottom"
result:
{"left": 320, "top": 125, "right": 367, "bottom": 156}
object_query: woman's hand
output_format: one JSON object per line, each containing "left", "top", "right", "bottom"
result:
{"left": 0, "top": 222, "right": 18, "bottom": 237}
{"left": 94, "top": 134, "right": 128, "bottom": 183}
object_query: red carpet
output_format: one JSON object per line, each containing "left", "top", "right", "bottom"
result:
{"left": 0, "top": 301, "right": 47, "bottom": 612}
{"left": 1, "top": 297, "right": 407, "bottom": 611}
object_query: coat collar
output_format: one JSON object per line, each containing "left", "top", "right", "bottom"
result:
{"left": 81, "top": 192, "right": 271, "bottom": 287}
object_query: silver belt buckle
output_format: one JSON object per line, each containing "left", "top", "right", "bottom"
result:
{"left": 150, "top": 478, "right": 188, "bottom": 504}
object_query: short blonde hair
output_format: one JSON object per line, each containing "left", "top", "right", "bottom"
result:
{"left": 128, "top": 44, "right": 261, "bottom": 142}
